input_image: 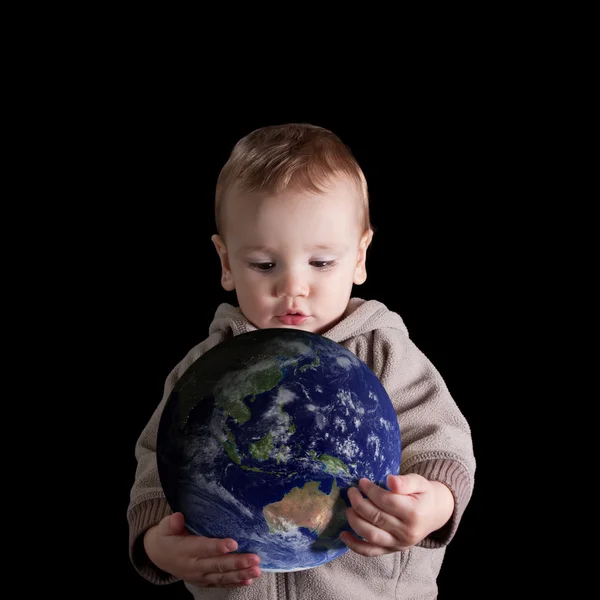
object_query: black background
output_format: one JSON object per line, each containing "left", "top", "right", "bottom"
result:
{"left": 103, "top": 110, "right": 506, "bottom": 598}
{"left": 56, "top": 75, "right": 522, "bottom": 596}
{"left": 14, "top": 13, "right": 576, "bottom": 593}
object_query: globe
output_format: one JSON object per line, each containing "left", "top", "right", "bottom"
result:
{"left": 156, "top": 327, "right": 401, "bottom": 572}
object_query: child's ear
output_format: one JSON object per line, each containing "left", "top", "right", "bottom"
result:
{"left": 353, "top": 229, "right": 373, "bottom": 285}
{"left": 211, "top": 234, "right": 235, "bottom": 291}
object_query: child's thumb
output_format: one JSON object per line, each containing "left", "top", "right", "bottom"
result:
{"left": 387, "top": 473, "right": 427, "bottom": 495}
{"left": 386, "top": 474, "right": 402, "bottom": 493}
{"left": 163, "top": 512, "right": 186, "bottom": 536}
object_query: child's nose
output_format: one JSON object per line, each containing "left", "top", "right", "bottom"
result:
{"left": 276, "top": 268, "right": 309, "bottom": 298}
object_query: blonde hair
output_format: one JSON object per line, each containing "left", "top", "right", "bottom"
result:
{"left": 215, "top": 123, "right": 370, "bottom": 236}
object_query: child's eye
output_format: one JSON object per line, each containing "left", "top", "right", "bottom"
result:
{"left": 310, "top": 260, "right": 336, "bottom": 269}
{"left": 250, "top": 262, "right": 275, "bottom": 272}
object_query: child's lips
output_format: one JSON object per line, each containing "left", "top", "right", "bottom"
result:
{"left": 278, "top": 313, "right": 309, "bottom": 325}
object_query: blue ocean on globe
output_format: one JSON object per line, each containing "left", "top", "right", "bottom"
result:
{"left": 157, "top": 327, "right": 401, "bottom": 572}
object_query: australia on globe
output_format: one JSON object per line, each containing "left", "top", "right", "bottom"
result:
{"left": 156, "top": 327, "right": 402, "bottom": 572}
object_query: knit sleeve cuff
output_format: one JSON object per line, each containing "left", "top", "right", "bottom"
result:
{"left": 403, "top": 458, "right": 472, "bottom": 549}
{"left": 128, "top": 497, "right": 178, "bottom": 585}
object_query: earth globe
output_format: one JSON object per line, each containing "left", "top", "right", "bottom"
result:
{"left": 156, "top": 327, "right": 401, "bottom": 572}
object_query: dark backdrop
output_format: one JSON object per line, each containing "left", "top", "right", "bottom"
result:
{"left": 83, "top": 103, "right": 509, "bottom": 598}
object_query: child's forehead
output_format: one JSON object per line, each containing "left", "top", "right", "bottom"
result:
{"left": 218, "top": 175, "right": 367, "bottom": 246}
{"left": 221, "top": 181, "right": 363, "bottom": 247}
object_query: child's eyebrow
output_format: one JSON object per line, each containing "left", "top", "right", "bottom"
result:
{"left": 308, "top": 244, "right": 342, "bottom": 251}
{"left": 236, "top": 245, "right": 276, "bottom": 255}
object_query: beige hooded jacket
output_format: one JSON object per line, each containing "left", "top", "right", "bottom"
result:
{"left": 127, "top": 298, "right": 476, "bottom": 599}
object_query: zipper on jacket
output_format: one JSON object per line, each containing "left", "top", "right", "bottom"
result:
{"left": 276, "top": 572, "right": 287, "bottom": 599}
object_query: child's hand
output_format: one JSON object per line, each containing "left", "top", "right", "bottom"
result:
{"left": 340, "top": 474, "right": 455, "bottom": 556}
{"left": 144, "top": 512, "right": 261, "bottom": 588}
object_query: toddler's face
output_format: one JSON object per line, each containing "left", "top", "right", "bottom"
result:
{"left": 212, "top": 177, "right": 371, "bottom": 334}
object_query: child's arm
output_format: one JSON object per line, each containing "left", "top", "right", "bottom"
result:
{"left": 350, "top": 326, "right": 476, "bottom": 552}
{"left": 127, "top": 331, "right": 229, "bottom": 583}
